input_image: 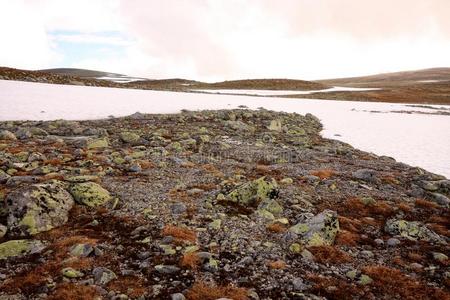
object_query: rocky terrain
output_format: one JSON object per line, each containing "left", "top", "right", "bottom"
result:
{"left": 0, "top": 109, "right": 449, "bottom": 300}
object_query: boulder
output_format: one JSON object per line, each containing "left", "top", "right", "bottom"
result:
{"left": 289, "top": 210, "right": 339, "bottom": 246}
{"left": 0, "top": 239, "right": 45, "bottom": 259}
{"left": 227, "top": 176, "right": 279, "bottom": 206}
{"left": 385, "top": 219, "right": 446, "bottom": 243}
{"left": 69, "top": 182, "right": 111, "bottom": 207}
{"left": 120, "top": 131, "right": 141, "bottom": 144}
{"left": 0, "top": 130, "right": 16, "bottom": 140}
{"left": 86, "top": 137, "right": 109, "bottom": 149}
{"left": 6, "top": 181, "right": 74, "bottom": 236}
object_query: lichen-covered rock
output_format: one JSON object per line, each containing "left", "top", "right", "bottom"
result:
{"left": 120, "top": 131, "right": 141, "bottom": 144}
{"left": 0, "top": 239, "right": 45, "bottom": 259}
{"left": 227, "top": 176, "right": 279, "bottom": 206}
{"left": 0, "top": 169, "right": 10, "bottom": 184}
{"left": 289, "top": 210, "right": 339, "bottom": 246}
{"left": 93, "top": 267, "right": 117, "bottom": 285}
{"left": 257, "top": 199, "right": 283, "bottom": 215}
{"left": 86, "top": 137, "right": 109, "bottom": 149}
{"left": 384, "top": 219, "right": 446, "bottom": 243}
{"left": 6, "top": 181, "right": 74, "bottom": 236}
{"left": 69, "top": 182, "right": 111, "bottom": 207}
{"left": 0, "top": 224, "right": 7, "bottom": 238}
{"left": 0, "top": 130, "right": 16, "bottom": 140}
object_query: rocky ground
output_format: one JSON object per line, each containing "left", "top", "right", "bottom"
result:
{"left": 0, "top": 109, "right": 449, "bottom": 300}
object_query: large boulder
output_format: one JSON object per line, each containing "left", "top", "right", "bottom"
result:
{"left": 226, "top": 177, "right": 279, "bottom": 206}
{"left": 6, "top": 181, "right": 74, "bottom": 236}
{"left": 69, "top": 182, "right": 111, "bottom": 207}
{"left": 120, "top": 131, "right": 141, "bottom": 144}
{"left": 0, "top": 239, "right": 46, "bottom": 259}
{"left": 0, "top": 130, "right": 17, "bottom": 140}
{"left": 289, "top": 210, "right": 339, "bottom": 246}
{"left": 385, "top": 219, "right": 446, "bottom": 243}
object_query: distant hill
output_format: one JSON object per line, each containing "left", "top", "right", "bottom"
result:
{"left": 317, "top": 68, "right": 450, "bottom": 87}
{"left": 39, "top": 68, "right": 124, "bottom": 79}
{"left": 193, "top": 78, "right": 328, "bottom": 90}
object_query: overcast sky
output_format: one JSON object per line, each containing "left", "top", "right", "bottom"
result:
{"left": 1, "top": 0, "right": 450, "bottom": 81}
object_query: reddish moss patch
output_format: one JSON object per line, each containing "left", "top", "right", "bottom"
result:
{"left": 266, "top": 223, "right": 287, "bottom": 233}
{"left": 308, "top": 245, "right": 351, "bottom": 264}
{"left": 186, "top": 281, "right": 249, "bottom": 300}
{"left": 48, "top": 283, "right": 99, "bottom": 300}
{"left": 362, "top": 265, "right": 448, "bottom": 299}
{"left": 180, "top": 252, "right": 201, "bottom": 270}
{"left": 162, "top": 225, "right": 197, "bottom": 243}
{"left": 310, "top": 169, "right": 336, "bottom": 180}
{"left": 267, "top": 260, "right": 287, "bottom": 270}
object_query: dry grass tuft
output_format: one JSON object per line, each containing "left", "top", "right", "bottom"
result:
{"left": 308, "top": 245, "right": 351, "bottom": 264}
{"left": 362, "top": 265, "right": 447, "bottom": 299}
{"left": 267, "top": 260, "right": 287, "bottom": 269}
{"left": 48, "top": 283, "right": 99, "bottom": 300}
{"left": 266, "top": 223, "right": 287, "bottom": 233}
{"left": 107, "top": 276, "right": 147, "bottom": 298}
{"left": 415, "top": 198, "right": 439, "bottom": 209}
{"left": 307, "top": 274, "right": 362, "bottom": 300}
{"left": 335, "top": 230, "right": 359, "bottom": 246}
{"left": 180, "top": 252, "right": 201, "bottom": 270}
{"left": 186, "top": 281, "right": 248, "bottom": 300}
{"left": 310, "top": 169, "right": 336, "bottom": 180}
{"left": 162, "top": 225, "right": 197, "bottom": 243}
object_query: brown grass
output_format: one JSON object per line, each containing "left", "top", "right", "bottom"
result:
{"left": 335, "top": 230, "right": 359, "bottom": 246}
{"left": 415, "top": 198, "right": 439, "bottom": 209}
{"left": 308, "top": 246, "right": 351, "bottom": 264}
{"left": 186, "top": 281, "right": 248, "bottom": 300}
{"left": 180, "top": 252, "right": 201, "bottom": 270}
{"left": 267, "top": 260, "right": 287, "bottom": 269}
{"left": 307, "top": 274, "right": 363, "bottom": 300}
{"left": 310, "top": 169, "right": 336, "bottom": 180}
{"left": 338, "top": 197, "right": 395, "bottom": 219}
{"left": 397, "top": 202, "right": 413, "bottom": 213}
{"left": 266, "top": 223, "right": 287, "bottom": 233}
{"left": 362, "top": 265, "right": 448, "bottom": 299}
{"left": 162, "top": 225, "right": 197, "bottom": 243}
{"left": 107, "top": 276, "right": 147, "bottom": 298}
{"left": 48, "top": 283, "right": 99, "bottom": 300}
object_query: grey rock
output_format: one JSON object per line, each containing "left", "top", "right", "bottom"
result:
{"left": 292, "top": 278, "right": 308, "bottom": 291}
{"left": 155, "top": 264, "right": 180, "bottom": 274}
{"left": 6, "top": 180, "right": 74, "bottom": 236}
{"left": 171, "top": 293, "right": 186, "bottom": 300}
{"left": 0, "top": 170, "right": 10, "bottom": 184}
{"left": 170, "top": 203, "right": 187, "bottom": 214}
{"left": 352, "top": 169, "right": 378, "bottom": 183}
{"left": 92, "top": 267, "right": 117, "bottom": 285}
{"left": 0, "top": 224, "right": 7, "bottom": 238}
{"left": 289, "top": 210, "right": 339, "bottom": 246}
{"left": 385, "top": 219, "right": 445, "bottom": 243}
{"left": 0, "top": 130, "right": 16, "bottom": 140}
{"left": 387, "top": 238, "right": 401, "bottom": 247}
{"left": 15, "top": 128, "right": 32, "bottom": 140}
{"left": 429, "top": 193, "right": 449, "bottom": 207}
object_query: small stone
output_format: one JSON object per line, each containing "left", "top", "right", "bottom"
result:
{"left": 155, "top": 265, "right": 180, "bottom": 274}
{"left": 70, "top": 243, "right": 94, "bottom": 257}
{"left": 292, "top": 278, "right": 307, "bottom": 291}
{"left": 93, "top": 267, "right": 117, "bottom": 285}
{"left": 432, "top": 252, "right": 448, "bottom": 262}
{"left": 387, "top": 238, "right": 401, "bottom": 247}
{"left": 300, "top": 249, "right": 314, "bottom": 261}
{"left": 374, "top": 238, "right": 384, "bottom": 246}
{"left": 170, "top": 203, "right": 187, "bottom": 214}
{"left": 280, "top": 178, "right": 294, "bottom": 185}
{"left": 171, "top": 293, "right": 186, "bottom": 300}
{"left": 208, "top": 219, "right": 222, "bottom": 230}
{"left": 0, "top": 224, "right": 7, "bottom": 239}
{"left": 358, "top": 274, "right": 373, "bottom": 285}
{"left": 289, "top": 243, "right": 303, "bottom": 254}
{"left": 62, "top": 267, "right": 84, "bottom": 278}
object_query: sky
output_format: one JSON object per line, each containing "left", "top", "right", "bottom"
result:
{"left": 1, "top": 0, "right": 450, "bottom": 82}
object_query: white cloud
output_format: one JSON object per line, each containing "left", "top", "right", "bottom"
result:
{"left": 1, "top": 0, "right": 449, "bottom": 79}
